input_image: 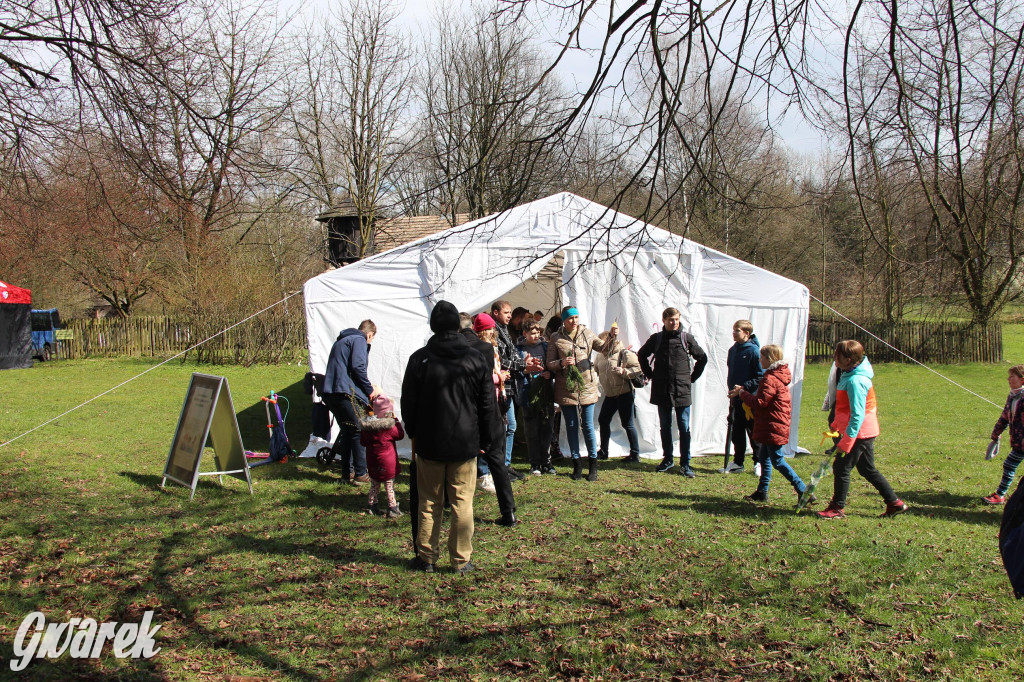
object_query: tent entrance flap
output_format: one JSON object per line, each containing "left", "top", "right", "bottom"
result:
{"left": 492, "top": 252, "right": 564, "bottom": 320}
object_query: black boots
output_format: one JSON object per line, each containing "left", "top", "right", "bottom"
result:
{"left": 571, "top": 458, "right": 583, "bottom": 480}
{"left": 587, "top": 458, "right": 598, "bottom": 482}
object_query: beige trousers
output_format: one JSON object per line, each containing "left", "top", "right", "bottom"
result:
{"left": 416, "top": 457, "right": 477, "bottom": 569}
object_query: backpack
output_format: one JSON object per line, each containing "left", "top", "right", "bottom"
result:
{"left": 648, "top": 330, "right": 692, "bottom": 376}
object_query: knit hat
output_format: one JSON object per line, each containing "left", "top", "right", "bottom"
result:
{"left": 429, "top": 300, "right": 460, "bottom": 333}
{"left": 473, "top": 312, "right": 496, "bottom": 332}
{"left": 372, "top": 393, "right": 394, "bottom": 417}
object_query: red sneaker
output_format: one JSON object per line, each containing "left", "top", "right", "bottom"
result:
{"left": 816, "top": 504, "right": 846, "bottom": 519}
{"left": 881, "top": 499, "right": 908, "bottom": 517}
{"left": 982, "top": 493, "right": 1006, "bottom": 505}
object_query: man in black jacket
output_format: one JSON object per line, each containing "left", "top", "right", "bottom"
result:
{"left": 638, "top": 307, "right": 708, "bottom": 478}
{"left": 402, "top": 301, "right": 496, "bottom": 574}
{"left": 459, "top": 313, "right": 518, "bottom": 526}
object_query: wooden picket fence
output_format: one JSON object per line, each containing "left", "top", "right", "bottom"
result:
{"left": 806, "top": 318, "right": 1002, "bottom": 363}
{"left": 58, "top": 315, "right": 307, "bottom": 365}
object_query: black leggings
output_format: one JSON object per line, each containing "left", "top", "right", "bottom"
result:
{"left": 830, "top": 437, "right": 898, "bottom": 508}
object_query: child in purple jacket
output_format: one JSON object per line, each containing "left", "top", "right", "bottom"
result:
{"left": 983, "top": 364, "right": 1024, "bottom": 505}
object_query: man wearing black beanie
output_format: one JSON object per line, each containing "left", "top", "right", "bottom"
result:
{"left": 402, "top": 300, "right": 496, "bottom": 573}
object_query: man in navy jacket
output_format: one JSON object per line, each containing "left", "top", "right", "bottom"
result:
{"left": 323, "top": 320, "right": 378, "bottom": 482}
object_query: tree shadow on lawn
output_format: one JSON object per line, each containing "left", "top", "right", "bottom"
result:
{"left": 234, "top": 378, "right": 312, "bottom": 452}
{"left": 901, "top": 489, "right": 1002, "bottom": 526}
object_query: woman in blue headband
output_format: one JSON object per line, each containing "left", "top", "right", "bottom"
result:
{"left": 545, "top": 305, "right": 617, "bottom": 481}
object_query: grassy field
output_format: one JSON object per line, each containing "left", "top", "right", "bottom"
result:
{"left": 1, "top": 332, "right": 1024, "bottom": 680}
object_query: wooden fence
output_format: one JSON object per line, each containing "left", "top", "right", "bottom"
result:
{"left": 57, "top": 315, "right": 308, "bottom": 365}
{"left": 806, "top": 318, "right": 1002, "bottom": 363}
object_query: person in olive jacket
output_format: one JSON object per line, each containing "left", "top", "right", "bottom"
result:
{"left": 401, "top": 301, "right": 496, "bottom": 574}
{"left": 545, "top": 305, "right": 617, "bottom": 481}
{"left": 638, "top": 307, "right": 708, "bottom": 477}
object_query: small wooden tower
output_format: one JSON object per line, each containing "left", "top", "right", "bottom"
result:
{"left": 316, "top": 198, "right": 372, "bottom": 267}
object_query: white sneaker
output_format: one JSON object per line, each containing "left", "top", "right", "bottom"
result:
{"left": 530, "top": 468, "right": 542, "bottom": 476}
{"left": 753, "top": 463, "right": 762, "bottom": 477}
{"left": 725, "top": 462, "right": 744, "bottom": 474}
{"left": 476, "top": 474, "right": 496, "bottom": 494}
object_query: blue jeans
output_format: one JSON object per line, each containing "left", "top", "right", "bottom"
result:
{"left": 562, "top": 403, "right": 597, "bottom": 460}
{"left": 997, "top": 448, "right": 1024, "bottom": 495}
{"left": 598, "top": 393, "right": 639, "bottom": 455}
{"left": 504, "top": 401, "right": 517, "bottom": 467}
{"left": 755, "top": 442, "right": 806, "bottom": 495}
{"left": 658, "top": 404, "right": 691, "bottom": 467}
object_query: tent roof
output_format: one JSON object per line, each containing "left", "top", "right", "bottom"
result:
{"left": 304, "top": 192, "right": 807, "bottom": 309}
{"left": 0, "top": 280, "right": 31, "bottom": 305}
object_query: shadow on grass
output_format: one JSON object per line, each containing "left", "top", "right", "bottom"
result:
{"left": 902, "top": 489, "right": 1002, "bottom": 526}
{"left": 234, "top": 378, "right": 312, "bottom": 452}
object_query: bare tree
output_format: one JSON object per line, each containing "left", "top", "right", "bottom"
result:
{"left": 0, "top": 1, "right": 182, "bottom": 179}
{"left": 93, "top": 0, "right": 287, "bottom": 315}
{"left": 280, "top": 0, "right": 412, "bottom": 260}
{"left": 840, "top": 0, "right": 1024, "bottom": 325}
{"left": 419, "top": 3, "right": 572, "bottom": 222}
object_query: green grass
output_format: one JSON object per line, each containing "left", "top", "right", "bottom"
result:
{"left": 2, "top": 335, "right": 1024, "bottom": 680}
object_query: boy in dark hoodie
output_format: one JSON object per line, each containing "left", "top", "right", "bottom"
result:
{"left": 723, "top": 319, "right": 762, "bottom": 473}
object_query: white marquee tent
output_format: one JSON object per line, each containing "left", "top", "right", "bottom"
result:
{"left": 304, "top": 193, "right": 810, "bottom": 459}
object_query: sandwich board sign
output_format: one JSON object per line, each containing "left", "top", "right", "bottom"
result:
{"left": 161, "top": 373, "right": 253, "bottom": 500}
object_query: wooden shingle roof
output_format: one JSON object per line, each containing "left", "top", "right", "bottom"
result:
{"left": 374, "top": 214, "right": 470, "bottom": 251}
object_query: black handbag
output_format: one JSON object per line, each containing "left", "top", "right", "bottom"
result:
{"left": 619, "top": 350, "right": 647, "bottom": 389}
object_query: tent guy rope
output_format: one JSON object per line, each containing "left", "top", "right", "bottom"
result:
{"left": 811, "top": 294, "right": 1002, "bottom": 410}
{"left": 0, "top": 291, "right": 304, "bottom": 449}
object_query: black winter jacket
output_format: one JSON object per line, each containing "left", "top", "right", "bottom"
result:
{"left": 459, "top": 328, "right": 506, "bottom": 447}
{"left": 401, "top": 331, "right": 496, "bottom": 462}
{"left": 496, "top": 322, "right": 525, "bottom": 400}
{"left": 638, "top": 329, "right": 708, "bottom": 408}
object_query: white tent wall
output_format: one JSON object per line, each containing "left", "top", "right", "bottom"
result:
{"left": 303, "top": 193, "right": 810, "bottom": 460}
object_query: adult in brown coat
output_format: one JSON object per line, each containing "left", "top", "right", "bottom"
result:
{"left": 545, "top": 305, "right": 616, "bottom": 480}
{"left": 594, "top": 333, "right": 643, "bottom": 463}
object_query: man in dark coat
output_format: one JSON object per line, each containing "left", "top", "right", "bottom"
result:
{"left": 323, "top": 320, "right": 378, "bottom": 482}
{"left": 491, "top": 300, "right": 543, "bottom": 480}
{"left": 402, "top": 301, "right": 496, "bottom": 573}
{"left": 459, "top": 313, "right": 518, "bottom": 526}
{"left": 638, "top": 307, "right": 708, "bottom": 477}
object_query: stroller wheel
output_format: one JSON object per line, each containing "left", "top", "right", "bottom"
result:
{"left": 316, "top": 447, "right": 335, "bottom": 467}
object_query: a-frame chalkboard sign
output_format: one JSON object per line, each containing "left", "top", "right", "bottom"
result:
{"left": 161, "top": 373, "right": 253, "bottom": 500}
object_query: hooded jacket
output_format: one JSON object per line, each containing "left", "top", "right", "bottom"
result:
{"left": 401, "top": 330, "right": 496, "bottom": 462}
{"left": 637, "top": 329, "right": 708, "bottom": 408}
{"left": 727, "top": 334, "right": 762, "bottom": 393}
{"left": 831, "top": 357, "right": 880, "bottom": 453}
{"left": 517, "top": 336, "right": 553, "bottom": 418}
{"left": 739, "top": 361, "right": 792, "bottom": 446}
{"left": 360, "top": 415, "right": 404, "bottom": 481}
{"left": 323, "top": 328, "right": 373, "bottom": 404}
{"left": 545, "top": 324, "right": 609, "bottom": 406}
{"left": 594, "top": 341, "right": 642, "bottom": 399}
{"left": 460, "top": 327, "right": 506, "bottom": 446}
{"left": 992, "top": 388, "right": 1024, "bottom": 451}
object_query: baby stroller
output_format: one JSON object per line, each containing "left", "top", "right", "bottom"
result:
{"left": 247, "top": 391, "right": 295, "bottom": 467}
